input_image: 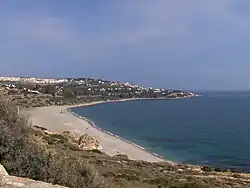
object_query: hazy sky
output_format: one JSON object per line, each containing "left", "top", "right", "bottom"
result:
{"left": 1, "top": 1, "right": 250, "bottom": 90}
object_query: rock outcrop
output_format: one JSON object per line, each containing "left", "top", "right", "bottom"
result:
{"left": 77, "top": 133, "right": 102, "bottom": 150}
{"left": 0, "top": 164, "right": 67, "bottom": 188}
{"left": 33, "top": 126, "right": 102, "bottom": 151}
{"left": 62, "top": 130, "right": 79, "bottom": 143}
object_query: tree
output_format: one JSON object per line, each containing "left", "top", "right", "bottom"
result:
{"left": 63, "top": 88, "right": 75, "bottom": 98}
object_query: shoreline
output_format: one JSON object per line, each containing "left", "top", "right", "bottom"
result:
{"left": 66, "top": 98, "right": 171, "bottom": 162}
{"left": 66, "top": 95, "right": 199, "bottom": 108}
{"left": 27, "top": 97, "right": 198, "bottom": 164}
{"left": 66, "top": 97, "right": 198, "bottom": 162}
{"left": 65, "top": 96, "right": 198, "bottom": 162}
{"left": 67, "top": 106, "right": 166, "bottom": 161}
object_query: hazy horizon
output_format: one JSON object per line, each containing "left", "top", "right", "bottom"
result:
{"left": 1, "top": 1, "right": 250, "bottom": 91}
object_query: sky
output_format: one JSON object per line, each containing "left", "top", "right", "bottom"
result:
{"left": 1, "top": 0, "right": 250, "bottom": 91}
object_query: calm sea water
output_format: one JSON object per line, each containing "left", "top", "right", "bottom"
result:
{"left": 72, "top": 93, "right": 250, "bottom": 172}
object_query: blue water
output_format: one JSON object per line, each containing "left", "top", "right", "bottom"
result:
{"left": 72, "top": 93, "right": 250, "bottom": 172}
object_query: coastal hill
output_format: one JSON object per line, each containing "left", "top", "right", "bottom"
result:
{"left": 1, "top": 77, "right": 250, "bottom": 188}
{"left": 0, "top": 76, "right": 196, "bottom": 108}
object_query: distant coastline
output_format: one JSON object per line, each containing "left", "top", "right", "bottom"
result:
{"left": 68, "top": 94, "right": 200, "bottom": 109}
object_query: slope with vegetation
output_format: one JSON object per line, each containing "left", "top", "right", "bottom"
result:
{"left": 1, "top": 96, "right": 250, "bottom": 188}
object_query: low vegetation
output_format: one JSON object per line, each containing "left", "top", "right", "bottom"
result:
{"left": 0, "top": 96, "right": 106, "bottom": 188}
{"left": 1, "top": 96, "right": 250, "bottom": 188}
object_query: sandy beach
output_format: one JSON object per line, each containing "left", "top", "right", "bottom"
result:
{"left": 26, "top": 101, "right": 165, "bottom": 162}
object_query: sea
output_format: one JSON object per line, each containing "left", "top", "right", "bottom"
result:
{"left": 71, "top": 92, "right": 250, "bottom": 172}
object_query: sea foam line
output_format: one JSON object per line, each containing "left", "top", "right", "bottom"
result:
{"left": 67, "top": 106, "right": 166, "bottom": 161}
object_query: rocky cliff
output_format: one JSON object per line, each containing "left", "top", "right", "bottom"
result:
{"left": 0, "top": 164, "right": 67, "bottom": 188}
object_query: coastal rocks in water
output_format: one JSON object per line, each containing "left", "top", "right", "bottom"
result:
{"left": 0, "top": 164, "right": 66, "bottom": 188}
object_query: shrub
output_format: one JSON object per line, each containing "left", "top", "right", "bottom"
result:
{"left": 113, "top": 154, "right": 129, "bottom": 160}
{"left": 0, "top": 96, "right": 107, "bottom": 188}
{"left": 214, "top": 167, "right": 228, "bottom": 172}
{"left": 63, "top": 88, "right": 75, "bottom": 98}
{"left": 50, "top": 134, "right": 68, "bottom": 141}
{"left": 202, "top": 166, "right": 214, "bottom": 172}
{"left": 89, "top": 149, "right": 103, "bottom": 154}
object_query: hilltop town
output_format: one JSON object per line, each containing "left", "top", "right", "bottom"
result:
{"left": 0, "top": 76, "right": 197, "bottom": 107}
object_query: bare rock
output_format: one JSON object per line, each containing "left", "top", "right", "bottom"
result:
{"left": 1, "top": 176, "right": 67, "bottom": 187}
{"left": 31, "top": 127, "right": 102, "bottom": 151}
{"left": 33, "top": 125, "right": 47, "bottom": 131}
{"left": 78, "top": 133, "right": 101, "bottom": 150}
{"left": 62, "top": 131, "right": 78, "bottom": 143}
{"left": 0, "top": 164, "right": 67, "bottom": 188}
{"left": 33, "top": 125, "right": 51, "bottom": 134}
{"left": 0, "top": 164, "right": 8, "bottom": 177}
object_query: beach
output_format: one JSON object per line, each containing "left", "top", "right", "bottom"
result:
{"left": 26, "top": 101, "right": 165, "bottom": 163}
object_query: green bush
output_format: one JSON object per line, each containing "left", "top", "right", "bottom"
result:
{"left": 63, "top": 88, "right": 75, "bottom": 98}
{"left": 50, "top": 134, "right": 68, "bottom": 141}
